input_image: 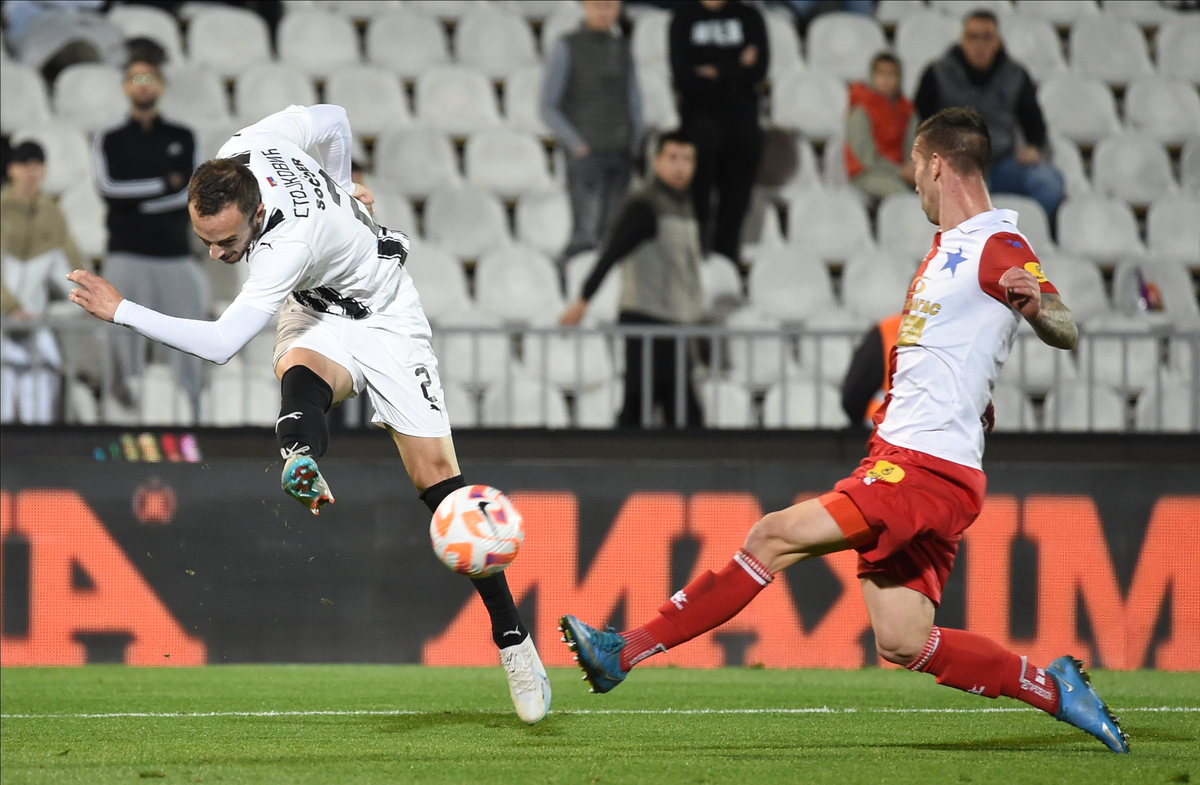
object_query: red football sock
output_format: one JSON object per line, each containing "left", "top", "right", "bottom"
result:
{"left": 908, "top": 627, "right": 1060, "bottom": 715}
{"left": 619, "top": 549, "right": 772, "bottom": 671}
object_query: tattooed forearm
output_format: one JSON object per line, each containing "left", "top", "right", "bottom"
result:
{"left": 1030, "top": 293, "right": 1078, "bottom": 350}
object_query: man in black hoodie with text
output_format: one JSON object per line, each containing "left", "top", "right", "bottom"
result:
{"left": 669, "top": 0, "right": 768, "bottom": 264}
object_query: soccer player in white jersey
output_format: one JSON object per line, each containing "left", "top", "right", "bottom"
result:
{"left": 559, "top": 108, "right": 1130, "bottom": 753}
{"left": 66, "top": 104, "right": 551, "bottom": 724}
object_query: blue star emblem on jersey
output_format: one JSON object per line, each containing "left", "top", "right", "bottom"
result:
{"left": 942, "top": 247, "right": 967, "bottom": 276}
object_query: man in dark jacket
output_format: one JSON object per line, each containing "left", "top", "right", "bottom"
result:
{"left": 669, "top": 0, "right": 768, "bottom": 263}
{"left": 914, "top": 10, "right": 1064, "bottom": 222}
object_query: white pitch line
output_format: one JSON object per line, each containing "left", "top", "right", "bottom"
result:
{"left": 1, "top": 707, "right": 1196, "bottom": 720}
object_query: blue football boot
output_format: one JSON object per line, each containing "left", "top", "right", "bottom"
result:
{"left": 1046, "top": 656, "right": 1130, "bottom": 753}
{"left": 281, "top": 451, "right": 334, "bottom": 515}
{"left": 559, "top": 615, "right": 627, "bottom": 694}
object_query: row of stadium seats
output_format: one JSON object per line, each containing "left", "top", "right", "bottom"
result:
{"left": 88, "top": 1, "right": 1200, "bottom": 89}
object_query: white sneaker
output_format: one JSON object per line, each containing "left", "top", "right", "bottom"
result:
{"left": 499, "top": 636, "right": 551, "bottom": 724}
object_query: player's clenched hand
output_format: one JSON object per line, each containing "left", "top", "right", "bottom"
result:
{"left": 66, "top": 269, "right": 123, "bottom": 323}
{"left": 352, "top": 183, "right": 375, "bottom": 215}
{"left": 999, "top": 266, "right": 1041, "bottom": 321}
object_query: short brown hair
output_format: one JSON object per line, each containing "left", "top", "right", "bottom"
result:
{"left": 914, "top": 107, "right": 992, "bottom": 176}
{"left": 188, "top": 158, "right": 261, "bottom": 218}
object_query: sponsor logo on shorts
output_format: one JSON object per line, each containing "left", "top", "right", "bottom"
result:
{"left": 863, "top": 460, "right": 905, "bottom": 486}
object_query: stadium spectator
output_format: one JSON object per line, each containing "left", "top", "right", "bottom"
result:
{"left": 1, "top": 141, "right": 81, "bottom": 423}
{"left": 541, "top": 0, "right": 644, "bottom": 265}
{"left": 844, "top": 52, "right": 916, "bottom": 203}
{"left": 560, "top": 131, "right": 704, "bottom": 429}
{"left": 93, "top": 38, "right": 205, "bottom": 415}
{"left": 669, "top": 0, "right": 768, "bottom": 263}
{"left": 67, "top": 104, "right": 551, "bottom": 725}
{"left": 841, "top": 312, "right": 901, "bottom": 428}
{"left": 914, "top": 10, "right": 1064, "bottom": 223}
{"left": 560, "top": 108, "right": 1130, "bottom": 756}
{"left": 3, "top": 0, "right": 124, "bottom": 83}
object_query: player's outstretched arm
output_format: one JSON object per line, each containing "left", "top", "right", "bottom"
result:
{"left": 999, "top": 266, "right": 1077, "bottom": 350}
{"left": 68, "top": 269, "right": 272, "bottom": 364}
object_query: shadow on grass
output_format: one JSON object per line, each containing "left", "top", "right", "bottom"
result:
{"left": 370, "top": 711, "right": 562, "bottom": 737}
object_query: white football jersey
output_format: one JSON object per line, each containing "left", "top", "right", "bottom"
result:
{"left": 875, "top": 208, "right": 1058, "bottom": 469}
{"left": 217, "top": 106, "right": 414, "bottom": 319}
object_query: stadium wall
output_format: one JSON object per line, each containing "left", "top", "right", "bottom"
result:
{"left": 1, "top": 428, "right": 1197, "bottom": 671}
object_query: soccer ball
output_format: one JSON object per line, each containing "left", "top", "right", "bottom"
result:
{"left": 430, "top": 485, "right": 524, "bottom": 577}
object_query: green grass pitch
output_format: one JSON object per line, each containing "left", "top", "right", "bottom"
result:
{"left": 2, "top": 665, "right": 1197, "bottom": 784}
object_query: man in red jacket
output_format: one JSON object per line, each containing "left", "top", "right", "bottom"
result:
{"left": 844, "top": 52, "right": 916, "bottom": 203}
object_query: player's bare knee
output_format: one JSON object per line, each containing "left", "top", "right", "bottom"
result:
{"left": 743, "top": 512, "right": 787, "bottom": 557}
{"left": 873, "top": 625, "right": 930, "bottom": 667}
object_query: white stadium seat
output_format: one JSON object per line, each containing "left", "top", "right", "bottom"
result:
{"left": 820, "top": 133, "right": 849, "bottom": 190}
{"left": 840, "top": 249, "right": 917, "bottom": 323}
{"left": 929, "top": 0, "right": 1013, "bottom": 17}
{"left": 403, "top": 240, "right": 474, "bottom": 325}
{"left": 515, "top": 187, "right": 571, "bottom": 259}
{"left": 574, "top": 380, "right": 621, "bottom": 429}
{"left": 895, "top": 11, "right": 961, "bottom": 98}
{"left": 190, "top": 119, "right": 240, "bottom": 161}
{"left": 423, "top": 185, "right": 511, "bottom": 261}
{"left": 1039, "top": 255, "right": 1114, "bottom": 329}
{"left": 1135, "top": 375, "right": 1199, "bottom": 433}
{"left": 1069, "top": 15, "right": 1153, "bottom": 87}
{"left": 1112, "top": 259, "right": 1200, "bottom": 332}
{"left": 500, "top": 1, "right": 564, "bottom": 23}
{"left": 786, "top": 188, "right": 874, "bottom": 265}
{"left": 366, "top": 6, "right": 450, "bottom": 80}
{"left": 415, "top": 66, "right": 502, "bottom": 136}
{"left": 631, "top": 8, "right": 671, "bottom": 75}
{"left": 1012, "top": 0, "right": 1098, "bottom": 28}
{"left": 324, "top": 66, "right": 411, "bottom": 138}
{"left": 186, "top": 6, "right": 272, "bottom": 80}
{"left": 410, "top": 1, "right": 476, "bottom": 24}
{"left": 997, "top": 333, "right": 1078, "bottom": 393}
{"left": 701, "top": 378, "right": 756, "bottom": 429}
{"left": 482, "top": 378, "right": 570, "bottom": 428}
{"left": 1048, "top": 134, "right": 1091, "bottom": 197}
{"left": 464, "top": 127, "right": 552, "bottom": 198}
{"left": 875, "top": 192, "right": 935, "bottom": 264}
{"left": 746, "top": 246, "right": 839, "bottom": 324}
{"left": 875, "top": 0, "right": 926, "bottom": 26}
{"left": 504, "top": 65, "right": 550, "bottom": 136}
{"left": 564, "top": 250, "right": 620, "bottom": 326}
{"left": 53, "top": 63, "right": 125, "bottom": 133}
{"left": 368, "top": 190, "right": 417, "bottom": 237}
{"left": 1123, "top": 76, "right": 1200, "bottom": 147}
{"left": 1090, "top": 132, "right": 1176, "bottom": 207}
{"left": 798, "top": 328, "right": 859, "bottom": 384}
{"left": 723, "top": 307, "right": 800, "bottom": 390}
{"left": 10, "top": 122, "right": 91, "bottom": 196}
{"left": 1183, "top": 136, "right": 1200, "bottom": 196}
{"left": 523, "top": 330, "right": 615, "bottom": 391}
{"left": 372, "top": 127, "right": 461, "bottom": 199}
{"left": 637, "top": 67, "right": 680, "bottom": 132}
{"left": 234, "top": 64, "right": 317, "bottom": 126}
{"left": 433, "top": 310, "right": 516, "bottom": 388}
{"left": 1037, "top": 75, "right": 1121, "bottom": 145}
{"left": 770, "top": 67, "right": 847, "bottom": 141}
{"left": 108, "top": 4, "right": 185, "bottom": 64}
{"left": 441, "top": 380, "right": 479, "bottom": 428}
{"left": 1056, "top": 195, "right": 1144, "bottom": 265}
{"left": 1146, "top": 195, "right": 1200, "bottom": 265}
{"left": 1103, "top": 0, "right": 1179, "bottom": 27}
{"left": 454, "top": 4, "right": 539, "bottom": 81}
{"left": 764, "top": 8, "right": 804, "bottom": 83}
{"left": 700, "top": 253, "right": 744, "bottom": 322}
{"left": 999, "top": 13, "right": 1067, "bottom": 84}
{"left": 763, "top": 379, "right": 849, "bottom": 429}
{"left": 539, "top": 3, "right": 585, "bottom": 59}
{"left": 806, "top": 13, "right": 887, "bottom": 83}
{"left": 1075, "top": 332, "right": 1163, "bottom": 393}
{"left": 0, "top": 62, "right": 50, "bottom": 134}
{"left": 988, "top": 382, "right": 1036, "bottom": 432}
{"left": 292, "top": 1, "right": 402, "bottom": 22}
{"left": 139, "top": 364, "right": 194, "bottom": 426}
{"left": 57, "top": 183, "right": 107, "bottom": 260}
{"left": 989, "top": 194, "right": 1054, "bottom": 256}
{"left": 1156, "top": 15, "right": 1200, "bottom": 84}
{"left": 474, "top": 243, "right": 563, "bottom": 324}
{"left": 159, "top": 64, "right": 231, "bottom": 126}
{"left": 277, "top": 9, "right": 359, "bottom": 79}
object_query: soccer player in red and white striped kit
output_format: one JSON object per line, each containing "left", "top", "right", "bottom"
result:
{"left": 560, "top": 107, "right": 1129, "bottom": 753}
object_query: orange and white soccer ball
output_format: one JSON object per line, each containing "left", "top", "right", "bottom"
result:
{"left": 430, "top": 485, "right": 524, "bottom": 577}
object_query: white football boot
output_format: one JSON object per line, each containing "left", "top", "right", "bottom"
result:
{"left": 499, "top": 636, "right": 551, "bottom": 724}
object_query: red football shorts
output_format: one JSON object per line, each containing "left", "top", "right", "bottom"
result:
{"left": 819, "top": 434, "right": 986, "bottom": 606}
